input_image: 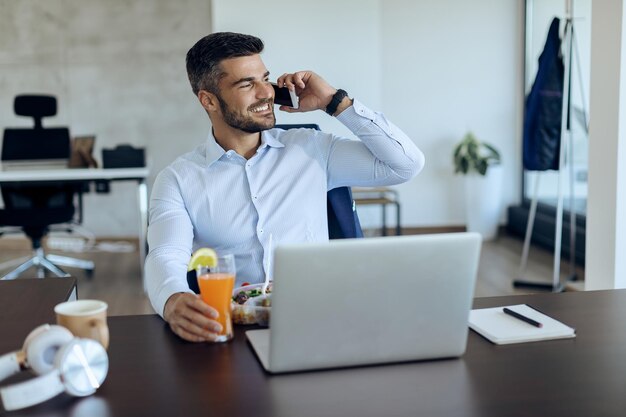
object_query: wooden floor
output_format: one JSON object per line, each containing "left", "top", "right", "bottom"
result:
{"left": 0, "top": 232, "right": 584, "bottom": 316}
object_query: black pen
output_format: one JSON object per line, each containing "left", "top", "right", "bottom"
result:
{"left": 503, "top": 307, "right": 543, "bottom": 328}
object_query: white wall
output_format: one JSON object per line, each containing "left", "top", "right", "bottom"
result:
{"left": 212, "top": 0, "right": 382, "bottom": 129}
{"left": 1, "top": 0, "right": 524, "bottom": 235}
{"left": 585, "top": 0, "right": 626, "bottom": 290}
{"left": 211, "top": 0, "right": 385, "bottom": 228}
{"left": 380, "top": 0, "right": 523, "bottom": 227}
{"left": 212, "top": 0, "right": 523, "bottom": 229}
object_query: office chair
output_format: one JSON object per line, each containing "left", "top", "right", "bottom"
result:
{"left": 0, "top": 95, "right": 95, "bottom": 280}
{"left": 185, "top": 123, "right": 363, "bottom": 292}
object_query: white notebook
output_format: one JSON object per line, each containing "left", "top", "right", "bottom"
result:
{"left": 469, "top": 304, "right": 576, "bottom": 345}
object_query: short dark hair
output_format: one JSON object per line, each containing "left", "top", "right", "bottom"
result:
{"left": 186, "top": 32, "right": 264, "bottom": 96}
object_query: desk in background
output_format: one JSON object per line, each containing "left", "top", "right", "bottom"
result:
{"left": 0, "top": 167, "right": 149, "bottom": 267}
{"left": 1, "top": 279, "right": 626, "bottom": 417}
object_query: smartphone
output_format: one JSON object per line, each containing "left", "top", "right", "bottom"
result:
{"left": 271, "top": 83, "right": 299, "bottom": 109}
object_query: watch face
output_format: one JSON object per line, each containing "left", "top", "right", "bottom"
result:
{"left": 58, "top": 339, "right": 108, "bottom": 397}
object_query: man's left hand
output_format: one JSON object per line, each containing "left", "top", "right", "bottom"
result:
{"left": 276, "top": 71, "right": 337, "bottom": 113}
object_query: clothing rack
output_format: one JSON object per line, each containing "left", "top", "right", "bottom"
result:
{"left": 514, "top": 0, "right": 588, "bottom": 292}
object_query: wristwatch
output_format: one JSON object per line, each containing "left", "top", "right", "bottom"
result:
{"left": 325, "top": 89, "right": 349, "bottom": 116}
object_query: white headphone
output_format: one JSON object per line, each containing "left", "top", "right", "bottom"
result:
{"left": 0, "top": 324, "right": 108, "bottom": 412}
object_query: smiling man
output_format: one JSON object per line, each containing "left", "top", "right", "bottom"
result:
{"left": 145, "top": 32, "right": 425, "bottom": 342}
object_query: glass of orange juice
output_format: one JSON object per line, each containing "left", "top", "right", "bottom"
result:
{"left": 196, "top": 254, "right": 236, "bottom": 343}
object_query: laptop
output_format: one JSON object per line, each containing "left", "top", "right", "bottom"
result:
{"left": 246, "top": 232, "right": 482, "bottom": 373}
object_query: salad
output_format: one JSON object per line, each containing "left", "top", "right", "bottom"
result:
{"left": 232, "top": 284, "right": 271, "bottom": 305}
{"left": 231, "top": 283, "right": 272, "bottom": 326}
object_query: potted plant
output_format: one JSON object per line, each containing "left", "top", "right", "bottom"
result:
{"left": 453, "top": 132, "right": 503, "bottom": 240}
{"left": 453, "top": 132, "right": 501, "bottom": 175}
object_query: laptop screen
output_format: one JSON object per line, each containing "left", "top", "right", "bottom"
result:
{"left": 247, "top": 233, "right": 482, "bottom": 373}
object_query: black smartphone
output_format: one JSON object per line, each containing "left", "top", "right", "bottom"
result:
{"left": 271, "top": 83, "right": 298, "bottom": 108}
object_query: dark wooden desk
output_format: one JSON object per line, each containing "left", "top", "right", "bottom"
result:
{"left": 2, "top": 281, "right": 626, "bottom": 416}
{"left": 0, "top": 279, "right": 76, "bottom": 353}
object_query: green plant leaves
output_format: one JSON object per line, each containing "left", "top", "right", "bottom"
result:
{"left": 452, "top": 132, "right": 501, "bottom": 176}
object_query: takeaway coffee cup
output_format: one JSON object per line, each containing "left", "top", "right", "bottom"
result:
{"left": 54, "top": 300, "right": 109, "bottom": 349}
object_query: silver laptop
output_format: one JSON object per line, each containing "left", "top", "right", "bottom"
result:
{"left": 246, "top": 232, "right": 482, "bottom": 373}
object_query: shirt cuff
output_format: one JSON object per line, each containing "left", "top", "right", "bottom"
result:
{"left": 335, "top": 99, "right": 377, "bottom": 134}
{"left": 152, "top": 280, "right": 194, "bottom": 318}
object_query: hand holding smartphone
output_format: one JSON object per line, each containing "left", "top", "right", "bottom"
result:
{"left": 271, "top": 83, "right": 299, "bottom": 109}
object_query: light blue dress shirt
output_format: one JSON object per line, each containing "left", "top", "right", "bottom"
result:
{"left": 145, "top": 99, "right": 424, "bottom": 316}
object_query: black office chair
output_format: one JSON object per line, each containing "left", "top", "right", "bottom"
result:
{"left": 0, "top": 95, "right": 94, "bottom": 280}
{"left": 185, "top": 123, "right": 363, "bottom": 293}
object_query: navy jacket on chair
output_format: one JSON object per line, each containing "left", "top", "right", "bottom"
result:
{"left": 327, "top": 186, "right": 363, "bottom": 239}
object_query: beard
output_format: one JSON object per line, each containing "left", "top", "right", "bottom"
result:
{"left": 216, "top": 94, "right": 276, "bottom": 133}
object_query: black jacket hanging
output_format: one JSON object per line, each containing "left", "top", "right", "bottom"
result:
{"left": 523, "top": 17, "right": 563, "bottom": 171}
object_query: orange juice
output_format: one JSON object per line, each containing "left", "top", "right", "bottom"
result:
{"left": 197, "top": 273, "right": 235, "bottom": 340}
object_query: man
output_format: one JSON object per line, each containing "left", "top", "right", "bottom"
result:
{"left": 145, "top": 32, "right": 424, "bottom": 342}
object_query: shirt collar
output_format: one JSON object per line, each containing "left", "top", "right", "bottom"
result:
{"left": 204, "top": 128, "right": 285, "bottom": 166}
{"left": 260, "top": 129, "right": 285, "bottom": 150}
{"left": 205, "top": 130, "right": 226, "bottom": 166}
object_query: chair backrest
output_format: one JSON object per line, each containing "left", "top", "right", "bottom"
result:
{"left": 1, "top": 95, "right": 74, "bottom": 212}
{"left": 326, "top": 186, "right": 363, "bottom": 239}
{"left": 275, "top": 124, "right": 363, "bottom": 239}
{"left": 2, "top": 95, "right": 70, "bottom": 163}
{"left": 2, "top": 128, "right": 70, "bottom": 162}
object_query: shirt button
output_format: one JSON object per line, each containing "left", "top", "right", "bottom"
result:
{"left": 259, "top": 229, "right": 264, "bottom": 234}
{"left": 253, "top": 196, "right": 258, "bottom": 200}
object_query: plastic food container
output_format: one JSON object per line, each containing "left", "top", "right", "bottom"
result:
{"left": 231, "top": 284, "right": 271, "bottom": 326}
{"left": 249, "top": 294, "right": 271, "bottom": 326}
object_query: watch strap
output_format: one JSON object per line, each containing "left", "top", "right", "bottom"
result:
{"left": 325, "top": 89, "right": 349, "bottom": 116}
